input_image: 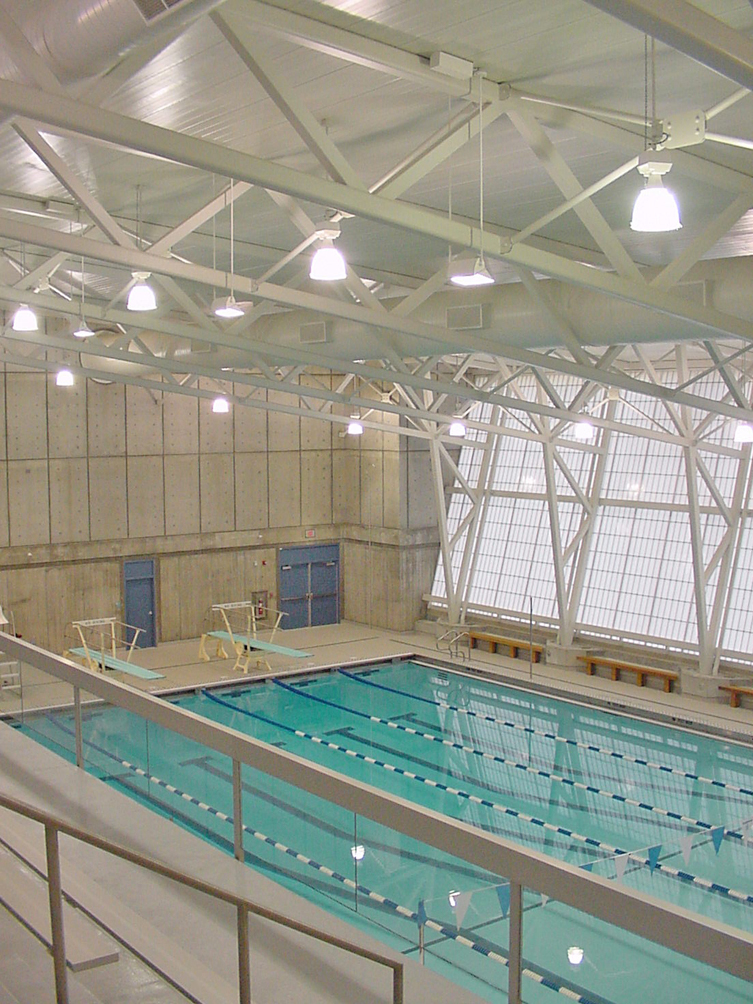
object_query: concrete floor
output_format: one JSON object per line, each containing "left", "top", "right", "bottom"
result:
{"left": 2, "top": 618, "right": 752, "bottom": 1004}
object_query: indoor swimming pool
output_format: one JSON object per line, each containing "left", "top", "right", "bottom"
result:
{"left": 15, "top": 660, "right": 753, "bottom": 1004}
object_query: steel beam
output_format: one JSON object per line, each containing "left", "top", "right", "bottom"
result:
{"left": 582, "top": 0, "right": 753, "bottom": 91}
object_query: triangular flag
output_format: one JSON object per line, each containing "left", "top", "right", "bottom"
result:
{"left": 416, "top": 899, "right": 427, "bottom": 927}
{"left": 680, "top": 834, "right": 694, "bottom": 866}
{"left": 647, "top": 845, "right": 662, "bottom": 874}
{"left": 496, "top": 883, "right": 511, "bottom": 918}
{"left": 581, "top": 862, "right": 593, "bottom": 873}
{"left": 540, "top": 894, "right": 549, "bottom": 907}
{"left": 614, "top": 853, "right": 629, "bottom": 881}
{"left": 455, "top": 890, "right": 472, "bottom": 929}
{"left": 711, "top": 827, "right": 725, "bottom": 854}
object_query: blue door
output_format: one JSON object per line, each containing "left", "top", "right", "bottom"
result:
{"left": 279, "top": 545, "right": 339, "bottom": 629}
{"left": 124, "top": 559, "right": 156, "bottom": 648}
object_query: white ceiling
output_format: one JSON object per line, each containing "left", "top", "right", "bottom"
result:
{"left": 0, "top": 0, "right": 751, "bottom": 428}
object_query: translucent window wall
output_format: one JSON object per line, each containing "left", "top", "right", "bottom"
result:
{"left": 430, "top": 368, "right": 753, "bottom": 664}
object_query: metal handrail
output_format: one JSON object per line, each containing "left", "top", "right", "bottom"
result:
{"left": 0, "top": 790, "right": 404, "bottom": 1004}
{"left": 2, "top": 631, "right": 753, "bottom": 997}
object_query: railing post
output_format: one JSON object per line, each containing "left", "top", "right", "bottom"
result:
{"left": 232, "top": 759, "right": 244, "bottom": 862}
{"left": 508, "top": 881, "right": 523, "bottom": 1004}
{"left": 237, "top": 904, "right": 251, "bottom": 1004}
{"left": 73, "top": 686, "right": 84, "bottom": 769}
{"left": 44, "top": 825, "right": 69, "bottom": 1004}
{"left": 392, "top": 963, "right": 404, "bottom": 1004}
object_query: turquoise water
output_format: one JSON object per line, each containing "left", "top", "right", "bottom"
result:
{"left": 16, "top": 660, "right": 753, "bottom": 1004}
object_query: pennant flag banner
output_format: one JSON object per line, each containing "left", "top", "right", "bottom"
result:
{"left": 614, "top": 853, "right": 629, "bottom": 882}
{"left": 581, "top": 862, "right": 594, "bottom": 873}
{"left": 648, "top": 845, "right": 662, "bottom": 874}
{"left": 540, "top": 894, "right": 549, "bottom": 907}
{"left": 455, "top": 891, "right": 473, "bottom": 929}
{"left": 416, "top": 899, "right": 427, "bottom": 927}
{"left": 496, "top": 883, "right": 511, "bottom": 918}
{"left": 680, "top": 834, "right": 694, "bottom": 866}
{"left": 711, "top": 827, "right": 725, "bottom": 855}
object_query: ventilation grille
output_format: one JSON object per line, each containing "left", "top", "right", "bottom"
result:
{"left": 300, "top": 321, "right": 328, "bottom": 344}
{"left": 446, "top": 304, "right": 485, "bottom": 330}
{"left": 132, "top": 0, "right": 188, "bottom": 22}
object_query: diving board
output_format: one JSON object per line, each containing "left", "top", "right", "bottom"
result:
{"left": 198, "top": 601, "right": 311, "bottom": 673}
{"left": 68, "top": 648, "right": 164, "bottom": 680}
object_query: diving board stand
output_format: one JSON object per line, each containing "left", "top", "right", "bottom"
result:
{"left": 198, "top": 601, "right": 312, "bottom": 673}
{"left": 64, "top": 618, "right": 164, "bottom": 680}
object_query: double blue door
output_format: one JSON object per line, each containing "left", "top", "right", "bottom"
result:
{"left": 123, "top": 559, "right": 156, "bottom": 648}
{"left": 279, "top": 545, "right": 339, "bottom": 630}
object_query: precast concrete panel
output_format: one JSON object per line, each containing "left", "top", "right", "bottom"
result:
{"left": 6, "top": 372, "right": 47, "bottom": 460}
{"left": 234, "top": 452, "right": 268, "bottom": 530}
{"left": 241, "top": 547, "right": 276, "bottom": 599}
{"left": 234, "top": 394, "right": 267, "bottom": 452}
{"left": 49, "top": 458, "right": 89, "bottom": 543}
{"left": 0, "top": 463, "right": 8, "bottom": 545}
{"left": 333, "top": 451, "right": 360, "bottom": 524}
{"left": 382, "top": 411, "right": 401, "bottom": 453}
{"left": 408, "top": 451, "right": 437, "bottom": 530}
{"left": 46, "top": 560, "right": 120, "bottom": 653}
{"left": 163, "top": 391, "right": 198, "bottom": 454}
{"left": 0, "top": 373, "right": 7, "bottom": 460}
{"left": 47, "top": 377, "right": 87, "bottom": 458}
{"left": 126, "top": 385, "right": 164, "bottom": 455}
{"left": 268, "top": 390, "right": 300, "bottom": 451}
{"left": 268, "top": 452, "right": 301, "bottom": 528}
{"left": 3, "top": 565, "right": 48, "bottom": 647}
{"left": 199, "top": 387, "right": 232, "bottom": 453}
{"left": 164, "top": 454, "right": 200, "bottom": 535}
{"left": 300, "top": 374, "right": 332, "bottom": 450}
{"left": 360, "top": 450, "right": 383, "bottom": 528}
{"left": 8, "top": 459, "right": 49, "bottom": 545}
{"left": 301, "top": 450, "right": 332, "bottom": 526}
{"left": 158, "top": 555, "right": 181, "bottom": 641}
{"left": 127, "top": 455, "right": 165, "bottom": 538}
{"left": 88, "top": 382, "right": 126, "bottom": 457}
{"left": 88, "top": 457, "right": 127, "bottom": 540}
{"left": 383, "top": 451, "right": 404, "bottom": 529}
{"left": 200, "top": 454, "right": 234, "bottom": 532}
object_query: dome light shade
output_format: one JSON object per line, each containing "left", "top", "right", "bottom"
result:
{"left": 347, "top": 417, "right": 364, "bottom": 435}
{"left": 73, "top": 320, "right": 95, "bottom": 339}
{"left": 212, "top": 397, "right": 230, "bottom": 414}
{"left": 213, "top": 295, "right": 244, "bottom": 319}
{"left": 573, "top": 419, "right": 595, "bottom": 441}
{"left": 734, "top": 421, "right": 753, "bottom": 444}
{"left": 448, "top": 420, "right": 466, "bottom": 437}
{"left": 127, "top": 272, "right": 157, "bottom": 311}
{"left": 56, "top": 369, "right": 74, "bottom": 387}
{"left": 310, "top": 245, "right": 347, "bottom": 281}
{"left": 12, "top": 304, "right": 38, "bottom": 331}
{"left": 631, "top": 175, "right": 681, "bottom": 232}
{"left": 450, "top": 256, "right": 494, "bottom": 287}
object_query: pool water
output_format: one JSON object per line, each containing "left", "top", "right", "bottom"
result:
{"left": 17, "top": 660, "right": 753, "bottom": 1004}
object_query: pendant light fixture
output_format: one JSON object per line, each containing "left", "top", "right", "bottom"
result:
{"left": 213, "top": 179, "right": 244, "bottom": 318}
{"left": 310, "top": 223, "right": 347, "bottom": 282}
{"left": 448, "top": 419, "right": 466, "bottom": 437}
{"left": 56, "top": 369, "right": 74, "bottom": 387}
{"left": 735, "top": 343, "right": 753, "bottom": 443}
{"left": 630, "top": 36, "right": 681, "bottom": 233}
{"left": 451, "top": 71, "right": 494, "bottom": 287}
{"left": 347, "top": 414, "right": 364, "bottom": 435}
{"left": 212, "top": 396, "right": 230, "bottom": 414}
{"left": 73, "top": 255, "right": 95, "bottom": 338}
{"left": 573, "top": 419, "right": 596, "bottom": 441}
{"left": 13, "top": 244, "right": 38, "bottom": 331}
{"left": 127, "top": 187, "right": 157, "bottom": 311}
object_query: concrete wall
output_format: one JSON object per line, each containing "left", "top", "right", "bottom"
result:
{"left": 0, "top": 367, "right": 439, "bottom": 651}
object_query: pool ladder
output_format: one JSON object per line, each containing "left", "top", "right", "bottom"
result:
{"left": 436, "top": 626, "right": 470, "bottom": 661}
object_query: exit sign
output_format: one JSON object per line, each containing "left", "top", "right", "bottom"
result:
{"left": 305, "top": 529, "right": 316, "bottom": 539}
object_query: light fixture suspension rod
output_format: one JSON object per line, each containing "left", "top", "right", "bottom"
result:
{"left": 229, "top": 177, "right": 235, "bottom": 298}
{"left": 651, "top": 36, "right": 657, "bottom": 146}
{"left": 80, "top": 254, "right": 85, "bottom": 318}
{"left": 477, "top": 69, "right": 485, "bottom": 253}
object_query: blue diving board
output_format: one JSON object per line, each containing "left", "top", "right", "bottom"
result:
{"left": 69, "top": 648, "right": 164, "bottom": 680}
{"left": 207, "top": 630, "right": 311, "bottom": 659}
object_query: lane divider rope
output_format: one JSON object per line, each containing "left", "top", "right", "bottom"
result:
{"left": 339, "top": 670, "right": 753, "bottom": 800}
{"left": 42, "top": 714, "right": 604, "bottom": 1004}
{"left": 271, "top": 679, "right": 742, "bottom": 842}
{"left": 203, "top": 690, "right": 753, "bottom": 908}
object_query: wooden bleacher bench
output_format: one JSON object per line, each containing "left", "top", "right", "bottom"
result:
{"left": 718, "top": 684, "right": 753, "bottom": 708}
{"left": 468, "top": 629, "right": 543, "bottom": 663}
{"left": 578, "top": 655, "right": 678, "bottom": 693}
